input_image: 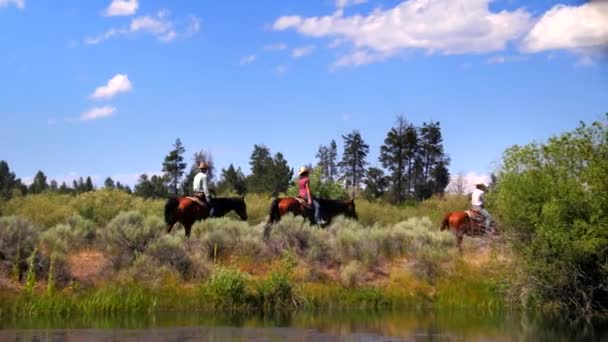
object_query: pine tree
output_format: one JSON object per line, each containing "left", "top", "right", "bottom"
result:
{"left": 162, "top": 138, "right": 187, "bottom": 196}
{"left": 104, "top": 177, "right": 115, "bottom": 189}
{"left": 29, "top": 170, "right": 49, "bottom": 194}
{"left": 217, "top": 164, "right": 247, "bottom": 195}
{"left": 49, "top": 180, "right": 58, "bottom": 192}
{"left": 0, "top": 161, "right": 24, "bottom": 199}
{"left": 380, "top": 116, "right": 409, "bottom": 203}
{"left": 316, "top": 139, "right": 339, "bottom": 182}
{"left": 338, "top": 130, "right": 369, "bottom": 196}
{"left": 272, "top": 152, "right": 293, "bottom": 195}
{"left": 246, "top": 145, "right": 293, "bottom": 195}
{"left": 84, "top": 176, "right": 94, "bottom": 192}
{"left": 415, "top": 121, "right": 450, "bottom": 200}
{"left": 364, "top": 167, "right": 390, "bottom": 200}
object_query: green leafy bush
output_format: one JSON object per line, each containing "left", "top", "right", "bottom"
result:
{"left": 202, "top": 266, "right": 250, "bottom": 308}
{"left": 102, "top": 211, "right": 164, "bottom": 267}
{"left": 496, "top": 115, "right": 608, "bottom": 316}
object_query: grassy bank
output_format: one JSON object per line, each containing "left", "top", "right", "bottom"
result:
{"left": 0, "top": 199, "right": 508, "bottom": 317}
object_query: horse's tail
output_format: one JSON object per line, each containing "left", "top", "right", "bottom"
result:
{"left": 440, "top": 212, "right": 451, "bottom": 231}
{"left": 164, "top": 197, "right": 180, "bottom": 225}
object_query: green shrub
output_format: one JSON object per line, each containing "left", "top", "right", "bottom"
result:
{"left": 0, "top": 216, "right": 40, "bottom": 280}
{"left": 339, "top": 261, "right": 366, "bottom": 288}
{"left": 496, "top": 115, "right": 608, "bottom": 316}
{"left": 72, "top": 189, "right": 137, "bottom": 226}
{"left": 2, "top": 194, "right": 73, "bottom": 228}
{"left": 145, "top": 234, "right": 192, "bottom": 279}
{"left": 102, "top": 211, "right": 164, "bottom": 267}
{"left": 118, "top": 254, "right": 180, "bottom": 287}
{"left": 40, "top": 215, "right": 97, "bottom": 254}
{"left": 202, "top": 266, "right": 250, "bottom": 308}
{"left": 256, "top": 250, "right": 303, "bottom": 309}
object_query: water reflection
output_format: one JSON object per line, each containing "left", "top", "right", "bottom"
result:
{"left": 0, "top": 309, "right": 606, "bottom": 342}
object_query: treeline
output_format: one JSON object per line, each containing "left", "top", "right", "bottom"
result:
{"left": 0, "top": 116, "right": 450, "bottom": 204}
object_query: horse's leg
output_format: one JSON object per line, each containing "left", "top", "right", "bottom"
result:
{"left": 456, "top": 230, "right": 464, "bottom": 254}
{"left": 184, "top": 223, "right": 192, "bottom": 239}
{"left": 167, "top": 222, "right": 175, "bottom": 234}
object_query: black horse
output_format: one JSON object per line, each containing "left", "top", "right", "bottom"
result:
{"left": 165, "top": 196, "right": 248, "bottom": 238}
{"left": 264, "top": 197, "right": 357, "bottom": 239}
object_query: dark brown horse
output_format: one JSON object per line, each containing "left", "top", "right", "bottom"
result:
{"left": 164, "top": 196, "right": 247, "bottom": 238}
{"left": 263, "top": 197, "right": 358, "bottom": 239}
{"left": 440, "top": 210, "right": 498, "bottom": 252}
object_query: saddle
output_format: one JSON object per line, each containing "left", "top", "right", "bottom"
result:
{"left": 294, "top": 197, "right": 311, "bottom": 208}
{"left": 465, "top": 209, "right": 484, "bottom": 222}
{"left": 187, "top": 196, "right": 206, "bottom": 207}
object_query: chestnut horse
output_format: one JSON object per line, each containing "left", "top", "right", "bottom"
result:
{"left": 164, "top": 196, "right": 248, "bottom": 238}
{"left": 263, "top": 197, "right": 358, "bottom": 239}
{"left": 440, "top": 210, "right": 497, "bottom": 252}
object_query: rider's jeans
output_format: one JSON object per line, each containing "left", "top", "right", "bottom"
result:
{"left": 472, "top": 205, "right": 492, "bottom": 230}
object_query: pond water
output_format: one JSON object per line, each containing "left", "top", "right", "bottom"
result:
{"left": 1, "top": 309, "right": 606, "bottom": 341}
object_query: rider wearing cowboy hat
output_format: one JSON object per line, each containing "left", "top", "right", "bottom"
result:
{"left": 471, "top": 181, "right": 492, "bottom": 232}
{"left": 298, "top": 166, "right": 325, "bottom": 225}
{"left": 193, "top": 161, "right": 215, "bottom": 216}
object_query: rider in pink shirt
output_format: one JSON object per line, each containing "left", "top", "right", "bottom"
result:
{"left": 298, "top": 167, "right": 324, "bottom": 225}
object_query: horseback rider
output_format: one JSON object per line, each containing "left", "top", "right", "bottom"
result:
{"left": 298, "top": 166, "right": 325, "bottom": 225}
{"left": 193, "top": 162, "right": 215, "bottom": 217}
{"left": 471, "top": 182, "right": 492, "bottom": 232}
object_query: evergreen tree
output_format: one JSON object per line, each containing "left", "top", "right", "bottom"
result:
{"left": 104, "top": 177, "right": 115, "bottom": 189}
{"left": 380, "top": 116, "right": 409, "bottom": 203}
{"left": 162, "top": 138, "right": 187, "bottom": 196}
{"left": 134, "top": 174, "right": 167, "bottom": 198}
{"left": 364, "top": 167, "right": 390, "bottom": 200}
{"left": 217, "top": 164, "right": 247, "bottom": 195}
{"left": 272, "top": 152, "right": 294, "bottom": 195}
{"left": 246, "top": 145, "right": 293, "bottom": 194}
{"left": 338, "top": 130, "right": 369, "bottom": 196}
{"left": 29, "top": 170, "right": 49, "bottom": 194}
{"left": 0, "top": 160, "right": 24, "bottom": 199}
{"left": 316, "top": 139, "right": 339, "bottom": 182}
{"left": 84, "top": 176, "right": 94, "bottom": 192}
{"left": 415, "top": 121, "right": 450, "bottom": 200}
{"left": 246, "top": 145, "right": 274, "bottom": 193}
{"left": 58, "top": 181, "right": 71, "bottom": 194}
{"left": 49, "top": 180, "right": 58, "bottom": 192}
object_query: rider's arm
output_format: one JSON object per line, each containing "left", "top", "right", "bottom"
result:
{"left": 305, "top": 181, "right": 312, "bottom": 205}
{"left": 203, "top": 175, "right": 211, "bottom": 199}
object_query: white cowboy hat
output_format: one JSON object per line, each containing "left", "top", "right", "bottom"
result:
{"left": 298, "top": 166, "right": 309, "bottom": 176}
{"left": 198, "top": 162, "right": 209, "bottom": 169}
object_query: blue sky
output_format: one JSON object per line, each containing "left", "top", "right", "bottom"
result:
{"left": 1, "top": 0, "right": 606, "bottom": 188}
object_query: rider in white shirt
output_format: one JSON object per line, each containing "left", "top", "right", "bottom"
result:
{"left": 471, "top": 182, "right": 492, "bottom": 232}
{"left": 193, "top": 162, "right": 214, "bottom": 216}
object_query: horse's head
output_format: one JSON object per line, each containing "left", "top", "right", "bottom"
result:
{"left": 236, "top": 196, "right": 248, "bottom": 221}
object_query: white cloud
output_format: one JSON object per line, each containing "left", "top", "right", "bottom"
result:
{"left": 85, "top": 28, "right": 126, "bottom": 45}
{"left": 336, "top": 0, "right": 367, "bottom": 9}
{"left": 85, "top": 11, "right": 200, "bottom": 44}
{"left": 274, "top": 0, "right": 532, "bottom": 67}
{"left": 333, "top": 50, "right": 389, "bottom": 67}
{"left": 521, "top": 2, "right": 608, "bottom": 55}
{"left": 81, "top": 106, "right": 117, "bottom": 121}
{"left": 264, "top": 43, "right": 288, "bottom": 51}
{"left": 90, "top": 74, "right": 133, "bottom": 100}
{"left": 240, "top": 54, "right": 257, "bottom": 65}
{"left": 0, "top": 0, "right": 24, "bottom": 9}
{"left": 104, "top": 0, "right": 138, "bottom": 16}
{"left": 486, "top": 55, "right": 527, "bottom": 64}
{"left": 275, "top": 65, "right": 288, "bottom": 74}
{"left": 292, "top": 45, "right": 314, "bottom": 58}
